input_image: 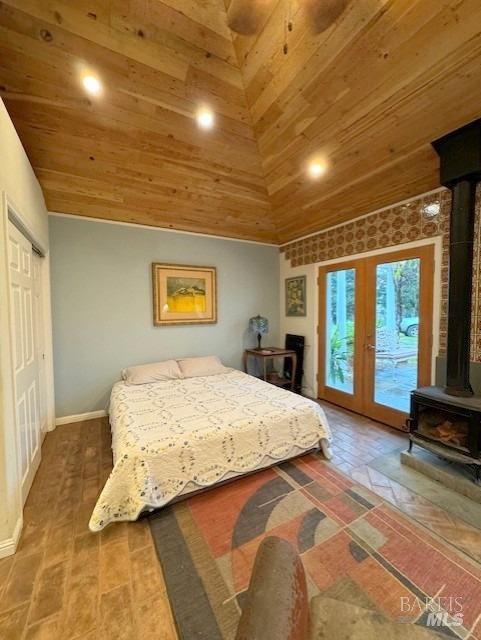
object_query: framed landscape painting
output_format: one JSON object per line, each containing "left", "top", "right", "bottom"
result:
{"left": 152, "top": 263, "right": 217, "bottom": 326}
{"left": 286, "top": 276, "right": 306, "bottom": 317}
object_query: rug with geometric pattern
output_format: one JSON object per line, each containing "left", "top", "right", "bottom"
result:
{"left": 148, "top": 453, "right": 481, "bottom": 640}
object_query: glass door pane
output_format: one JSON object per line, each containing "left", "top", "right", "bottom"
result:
{"left": 374, "top": 259, "right": 420, "bottom": 412}
{"left": 325, "top": 268, "right": 355, "bottom": 394}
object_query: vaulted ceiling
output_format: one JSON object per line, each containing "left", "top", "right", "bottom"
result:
{"left": 0, "top": 0, "right": 275, "bottom": 242}
{"left": 1, "top": 0, "right": 481, "bottom": 244}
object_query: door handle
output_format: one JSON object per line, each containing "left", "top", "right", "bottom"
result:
{"left": 366, "top": 344, "right": 376, "bottom": 350}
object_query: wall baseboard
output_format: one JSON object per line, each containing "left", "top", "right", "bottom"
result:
{"left": 0, "top": 516, "right": 23, "bottom": 559}
{"left": 55, "top": 410, "right": 108, "bottom": 426}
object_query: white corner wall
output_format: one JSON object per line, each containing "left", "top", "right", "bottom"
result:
{"left": 0, "top": 102, "right": 48, "bottom": 250}
{"left": 279, "top": 255, "right": 318, "bottom": 398}
{"left": 0, "top": 98, "right": 53, "bottom": 557}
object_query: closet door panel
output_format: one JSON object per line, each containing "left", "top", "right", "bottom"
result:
{"left": 8, "top": 222, "right": 42, "bottom": 503}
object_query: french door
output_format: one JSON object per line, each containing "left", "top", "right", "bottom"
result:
{"left": 318, "top": 245, "right": 434, "bottom": 429}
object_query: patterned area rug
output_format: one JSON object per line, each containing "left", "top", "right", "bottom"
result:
{"left": 148, "top": 453, "right": 481, "bottom": 640}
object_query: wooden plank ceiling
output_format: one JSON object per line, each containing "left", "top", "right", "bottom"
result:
{"left": 0, "top": 0, "right": 276, "bottom": 242}
{"left": 1, "top": 0, "right": 481, "bottom": 244}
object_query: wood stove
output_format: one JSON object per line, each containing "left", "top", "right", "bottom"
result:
{"left": 408, "top": 387, "right": 481, "bottom": 483}
{"left": 407, "top": 120, "right": 481, "bottom": 482}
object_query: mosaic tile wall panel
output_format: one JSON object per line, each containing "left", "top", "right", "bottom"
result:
{"left": 280, "top": 189, "right": 481, "bottom": 362}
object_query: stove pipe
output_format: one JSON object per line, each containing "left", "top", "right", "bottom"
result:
{"left": 432, "top": 120, "right": 481, "bottom": 397}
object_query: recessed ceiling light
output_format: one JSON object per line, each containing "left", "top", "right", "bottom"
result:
{"left": 82, "top": 74, "right": 102, "bottom": 96}
{"left": 196, "top": 107, "right": 215, "bottom": 130}
{"left": 308, "top": 160, "right": 327, "bottom": 179}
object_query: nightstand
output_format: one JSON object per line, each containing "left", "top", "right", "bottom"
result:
{"left": 243, "top": 348, "right": 297, "bottom": 391}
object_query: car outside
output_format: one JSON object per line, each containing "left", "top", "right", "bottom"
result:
{"left": 400, "top": 317, "right": 418, "bottom": 337}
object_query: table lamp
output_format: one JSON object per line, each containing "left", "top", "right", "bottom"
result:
{"left": 249, "top": 315, "right": 269, "bottom": 350}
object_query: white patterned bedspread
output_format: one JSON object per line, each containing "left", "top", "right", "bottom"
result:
{"left": 89, "top": 370, "right": 331, "bottom": 531}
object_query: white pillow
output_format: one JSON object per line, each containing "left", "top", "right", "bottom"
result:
{"left": 122, "top": 359, "right": 183, "bottom": 385}
{"left": 177, "top": 356, "right": 228, "bottom": 378}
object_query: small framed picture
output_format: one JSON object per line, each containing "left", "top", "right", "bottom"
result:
{"left": 152, "top": 263, "right": 217, "bottom": 326}
{"left": 285, "top": 276, "right": 306, "bottom": 317}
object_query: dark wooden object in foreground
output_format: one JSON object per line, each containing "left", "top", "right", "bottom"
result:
{"left": 235, "top": 536, "right": 309, "bottom": 640}
{"left": 237, "top": 537, "right": 448, "bottom": 640}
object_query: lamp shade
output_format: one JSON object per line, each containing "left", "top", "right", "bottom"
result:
{"left": 249, "top": 315, "right": 269, "bottom": 335}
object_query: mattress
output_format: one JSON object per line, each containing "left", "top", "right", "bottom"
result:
{"left": 89, "top": 369, "right": 332, "bottom": 531}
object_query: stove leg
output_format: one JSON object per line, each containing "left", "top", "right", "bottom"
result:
{"left": 408, "top": 438, "right": 413, "bottom": 453}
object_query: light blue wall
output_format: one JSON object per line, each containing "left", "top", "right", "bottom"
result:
{"left": 49, "top": 216, "right": 280, "bottom": 417}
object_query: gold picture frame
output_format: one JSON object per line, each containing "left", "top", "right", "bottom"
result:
{"left": 152, "top": 263, "right": 217, "bottom": 326}
{"left": 285, "top": 275, "right": 306, "bottom": 317}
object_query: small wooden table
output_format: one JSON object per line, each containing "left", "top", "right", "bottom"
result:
{"left": 243, "top": 347, "right": 297, "bottom": 391}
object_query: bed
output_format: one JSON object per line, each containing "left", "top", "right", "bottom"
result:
{"left": 89, "top": 368, "right": 332, "bottom": 531}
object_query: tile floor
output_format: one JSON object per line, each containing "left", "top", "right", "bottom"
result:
{"left": 0, "top": 418, "right": 177, "bottom": 640}
{"left": 1, "top": 402, "right": 480, "bottom": 639}
{"left": 322, "top": 402, "right": 481, "bottom": 564}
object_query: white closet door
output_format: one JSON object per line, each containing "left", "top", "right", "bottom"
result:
{"left": 8, "top": 222, "right": 42, "bottom": 503}
{"left": 33, "top": 252, "right": 47, "bottom": 434}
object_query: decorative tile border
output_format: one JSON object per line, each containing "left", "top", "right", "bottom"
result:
{"left": 281, "top": 189, "right": 481, "bottom": 362}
